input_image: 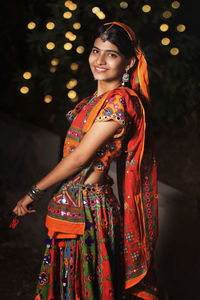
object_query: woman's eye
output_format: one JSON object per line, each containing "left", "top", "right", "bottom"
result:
{"left": 108, "top": 53, "right": 117, "bottom": 58}
{"left": 93, "top": 49, "right": 99, "bottom": 54}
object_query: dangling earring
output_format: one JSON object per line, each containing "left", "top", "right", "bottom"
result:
{"left": 122, "top": 70, "right": 129, "bottom": 86}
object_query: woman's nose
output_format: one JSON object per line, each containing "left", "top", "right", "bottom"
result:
{"left": 96, "top": 53, "right": 106, "bottom": 65}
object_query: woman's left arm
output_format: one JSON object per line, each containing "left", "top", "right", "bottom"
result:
{"left": 13, "top": 120, "right": 120, "bottom": 216}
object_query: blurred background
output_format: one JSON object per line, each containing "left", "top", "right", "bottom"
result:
{"left": 0, "top": 0, "right": 199, "bottom": 299}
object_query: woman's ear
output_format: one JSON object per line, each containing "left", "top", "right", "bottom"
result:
{"left": 126, "top": 57, "right": 136, "bottom": 71}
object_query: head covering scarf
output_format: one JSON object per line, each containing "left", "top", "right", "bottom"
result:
{"left": 104, "top": 21, "right": 150, "bottom": 107}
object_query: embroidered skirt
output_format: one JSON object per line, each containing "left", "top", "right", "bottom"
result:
{"left": 35, "top": 179, "right": 123, "bottom": 300}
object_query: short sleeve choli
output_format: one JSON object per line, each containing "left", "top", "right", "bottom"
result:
{"left": 92, "top": 94, "right": 129, "bottom": 173}
{"left": 65, "top": 91, "right": 130, "bottom": 173}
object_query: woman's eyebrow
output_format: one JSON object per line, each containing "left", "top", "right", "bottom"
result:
{"left": 93, "top": 45, "right": 120, "bottom": 55}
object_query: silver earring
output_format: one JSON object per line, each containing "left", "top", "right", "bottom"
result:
{"left": 122, "top": 70, "right": 129, "bottom": 86}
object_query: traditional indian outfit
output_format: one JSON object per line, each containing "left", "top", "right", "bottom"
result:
{"left": 35, "top": 22, "right": 158, "bottom": 300}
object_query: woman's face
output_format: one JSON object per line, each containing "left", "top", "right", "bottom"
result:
{"left": 89, "top": 37, "right": 129, "bottom": 84}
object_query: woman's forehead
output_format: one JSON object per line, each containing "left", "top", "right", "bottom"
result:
{"left": 93, "top": 37, "right": 120, "bottom": 52}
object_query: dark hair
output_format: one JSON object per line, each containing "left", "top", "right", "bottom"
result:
{"left": 94, "top": 24, "right": 139, "bottom": 60}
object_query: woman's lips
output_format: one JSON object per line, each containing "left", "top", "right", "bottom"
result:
{"left": 94, "top": 66, "right": 107, "bottom": 72}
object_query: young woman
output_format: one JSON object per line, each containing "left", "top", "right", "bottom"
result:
{"left": 13, "top": 22, "right": 158, "bottom": 300}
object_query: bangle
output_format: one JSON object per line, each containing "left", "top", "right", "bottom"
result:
{"left": 27, "top": 184, "right": 45, "bottom": 201}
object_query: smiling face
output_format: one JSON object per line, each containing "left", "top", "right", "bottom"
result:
{"left": 89, "top": 37, "right": 130, "bottom": 85}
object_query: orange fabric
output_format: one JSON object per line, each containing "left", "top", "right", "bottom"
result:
{"left": 35, "top": 294, "right": 41, "bottom": 300}
{"left": 104, "top": 22, "right": 150, "bottom": 106}
{"left": 46, "top": 215, "right": 85, "bottom": 237}
{"left": 133, "top": 290, "right": 158, "bottom": 300}
{"left": 125, "top": 271, "right": 147, "bottom": 290}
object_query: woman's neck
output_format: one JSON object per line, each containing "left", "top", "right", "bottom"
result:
{"left": 97, "top": 80, "right": 121, "bottom": 96}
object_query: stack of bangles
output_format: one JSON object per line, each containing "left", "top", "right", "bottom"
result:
{"left": 27, "top": 184, "right": 46, "bottom": 201}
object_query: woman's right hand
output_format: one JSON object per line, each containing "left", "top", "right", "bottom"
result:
{"left": 13, "top": 194, "right": 36, "bottom": 217}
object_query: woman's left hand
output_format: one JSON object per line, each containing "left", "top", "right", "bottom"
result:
{"left": 13, "top": 195, "right": 36, "bottom": 217}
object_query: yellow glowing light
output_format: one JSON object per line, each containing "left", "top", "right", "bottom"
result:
{"left": 142, "top": 5, "right": 151, "bottom": 13}
{"left": 23, "top": 72, "right": 32, "bottom": 80}
{"left": 170, "top": 47, "right": 179, "bottom": 55}
{"left": 65, "top": 31, "right": 73, "bottom": 39}
{"left": 65, "top": 31, "right": 76, "bottom": 41}
{"left": 171, "top": 1, "right": 180, "bottom": 9}
{"left": 68, "top": 90, "right": 77, "bottom": 99}
{"left": 120, "top": 1, "right": 128, "bottom": 9}
{"left": 160, "top": 24, "right": 169, "bottom": 32}
{"left": 76, "top": 46, "right": 85, "bottom": 54}
{"left": 71, "top": 96, "right": 79, "bottom": 103}
{"left": 63, "top": 11, "right": 72, "bottom": 19}
{"left": 50, "top": 67, "right": 56, "bottom": 73}
{"left": 70, "top": 34, "right": 76, "bottom": 41}
{"left": 64, "top": 42, "right": 72, "bottom": 50}
{"left": 66, "top": 79, "right": 78, "bottom": 89}
{"left": 44, "top": 95, "right": 53, "bottom": 103}
{"left": 46, "top": 42, "right": 55, "bottom": 50}
{"left": 20, "top": 86, "right": 29, "bottom": 94}
{"left": 96, "top": 11, "right": 106, "bottom": 20}
{"left": 161, "top": 38, "right": 170, "bottom": 45}
{"left": 46, "top": 22, "right": 55, "bottom": 30}
{"left": 64, "top": 1, "right": 72, "bottom": 8}
{"left": 92, "top": 7, "right": 100, "bottom": 14}
{"left": 162, "top": 10, "right": 172, "bottom": 19}
{"left": 51, "top": 58, "right": 59, "bottom": 66}
{"left": 27, "top": 22, "right": 36, "bottom": 30}
{"left": 176, "top": 24, "right": 186, "bottom": 32}
{"left": 73, "top": 22, "right": 81, "bottom": 30}
{"left": 70, "top": 62, "right": 79, "bottom": 71}
{"left": 69, "top": 3, "right": 77, "bottom": 11}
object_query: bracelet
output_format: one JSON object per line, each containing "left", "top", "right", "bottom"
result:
{"left": 27, "top": 184, "right": 45, "bottom": 201}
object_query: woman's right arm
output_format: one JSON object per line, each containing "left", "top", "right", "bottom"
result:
{"left": 13, "top": 119, "right": 121, "bottom": 216}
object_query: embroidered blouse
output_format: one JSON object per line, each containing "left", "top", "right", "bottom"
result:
{"left": 65, "top": 93, "right": 130, "bottom": 174}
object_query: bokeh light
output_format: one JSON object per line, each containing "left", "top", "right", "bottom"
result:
{"left": 161, "top": 37, "right": 170, "bottom": 45}
{"left": 23, "top": 72, "right": 32, "bottom": 80}
{"left": 20, "top": 86, "right": 29, "bottom": 94}
{"left": 64, "top": 1, "right": 72, "bottom": 8}
{"left": 50, "top": 67, "right": 56, "bottom": 73}
{"left": 162, "top": 10, "right": 172, "bottom": 19}
{"left": 27, "top": 22, "right": 36, "bottom": 30}
{"left": 68, "top": 90, "right": 77, "bottom": 99}
{"left": 96, "top": 11, "right": 106, "bottom": 19}
{"left": 92, "top": 7, "right": 100, "bottom": 14}
{"left": 73, "top": 22, "right": 81, "bottom": 30}
{"left": 69, "top": 3, "right": 77, "bottom": 11}
{"left": 46, "top": 22, "right": 55, "bottom": 30}
{"left": 171, "top": 1, "right": 180, "bottom": 9}
{"left": 170, "top": 47, "right": 179, "bottom": 55}
{"left": 142, "top": 5, "right": 151, "bottom": 13}
{"left": 63, "top": 11, "right": 72, "bottom": 19}
{"left": 70, "top": 62, "right": 79, "bottom": 71}
{"left": 71, "top": 96, "right": 79, "bottom": 103}
{"left": 66, "top": 78, "right": 78, "bottom": 89}
{"left": 160, "top": 24, "right": 169, "bottom": 32}
{"left": 176, "top": 24, "right": 186, "bottom": 32}
{"left": 64, "top": 42, "right": 73, "bottom": 50}
{"left": 120, "top": 2, "right": 128, "bottom": 9}
{"left": 44, "top": 95, "right": 53, "bottom": 103}
{"left": 76, "top": 46, "right": 85, "bottom": 54}
{"left": 51, "top": 58, "right": 59, "bottom": 66}
{"left": 65, "top": 31, "right": 76, "bottom": 41}
{"left": 46, "top": 42, "right": 55, "bottom": 50}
